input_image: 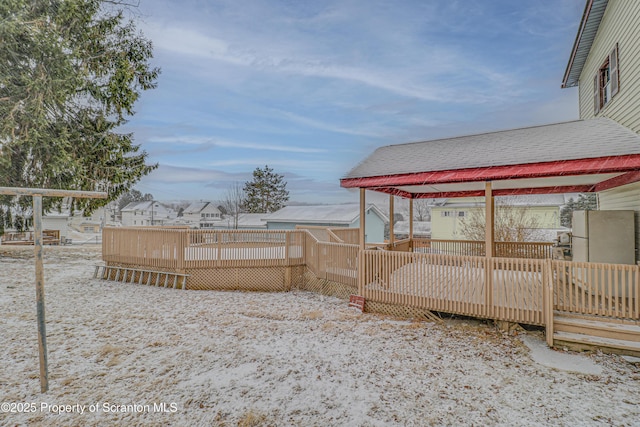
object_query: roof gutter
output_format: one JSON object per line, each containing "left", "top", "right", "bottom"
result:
{"left": 562, "top": 0, "right": 594, "bottom": 88}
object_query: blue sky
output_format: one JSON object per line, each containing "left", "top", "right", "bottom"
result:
{"left": 125, "top": 0, "right": 585, "bottom": 203}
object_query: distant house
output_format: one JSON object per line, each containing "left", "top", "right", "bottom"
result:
{"left": 182, "top": 202, "right": 223, "bottom": 229}
{"left": 265, "top": 204, "right": 388, "bottom": 243}
{"left": 42, "top": 211, "right": 70, "bottom": 240}
{"left": 431, "top": 195, "right": 565, "bottom": 241}
{"left": 68, "top": 206, "right": 119, "bottom": 229}
{"left": 121, "top": 201, "right": 176, "bottom": 227}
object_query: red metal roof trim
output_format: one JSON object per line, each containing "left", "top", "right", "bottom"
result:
{"left": 340, "top": 155, "right": 640, "bottom": 189}
{"left": 594, "top": 170, "right": 640, "bottom": 192}
{"left": 372, "top": 185, "right": 596, "bottom": 199}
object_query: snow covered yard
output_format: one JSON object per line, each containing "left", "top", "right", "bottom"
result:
{"left": 1, "top": 246, "right": 639, "bottom": 426}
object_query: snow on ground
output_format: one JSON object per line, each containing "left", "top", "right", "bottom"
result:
{"left": 1, "top": 245, "right": 639, "bottom": 426}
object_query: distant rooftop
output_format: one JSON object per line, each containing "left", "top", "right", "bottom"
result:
{"left": 267, "top": 203, "right": 388, "bottom": 224}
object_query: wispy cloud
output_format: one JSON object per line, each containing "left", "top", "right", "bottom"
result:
{"left": 148, "top": 136, "right": 326, "bottom": 153}
{"left": 274, "top": 110, "right": 385, "bottom": 137}
{"left": 207, "top": 157, "right": 337, "bottom": 172}
{"left": 144, "top": 16, "right": 512, "bottom": 105}
{"left": 130, "top": 0, "right": 584, "bottom": 203}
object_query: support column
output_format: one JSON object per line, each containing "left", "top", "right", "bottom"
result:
{"left": 359, "top": 188, "right": 366, "bottom": 250}
{"left": 485, "top": 182, "right": 494, "bottom": 318}
{"left": 409, "top": 198, "right": 414, "bottom": 251}
{"left": 389, "top": 195, "right": 395, "bottom": 247}
{"left": 485, "top": 182, "right": 494, "bottom": 258}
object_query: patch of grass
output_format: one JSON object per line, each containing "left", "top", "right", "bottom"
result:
{"left": 106, "top": 355, "right": 121, "bottom": 367}
{"left": 238, "top": 409, "right": 269, "bottom": 427}
{"left": 99, "top": 343, "right": 121, "bottom": 358}
{"left": 301, "top": 310, "right": 323, "bottom": 320}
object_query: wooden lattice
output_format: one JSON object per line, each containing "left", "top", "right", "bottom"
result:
{"left": 364, "top": 300, "right": 442, "bottom": 321}
{"left": 297, "top": 269, "right": 357, "bottom": 300}
{"left": 184, "top": 266, "right": 304, "bottom": 291}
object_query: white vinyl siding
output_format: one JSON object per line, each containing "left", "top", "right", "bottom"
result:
{"left": 578, "top": 0, "right": 640, "bottom": 134}
{"left": 598, "top": 181, "right": 640, "bottom": 262}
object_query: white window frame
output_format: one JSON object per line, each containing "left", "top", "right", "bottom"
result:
{"left": 594, "top": 43, "right": 619, "bottom": 114}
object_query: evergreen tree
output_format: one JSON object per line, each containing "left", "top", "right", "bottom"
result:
{"left": 242, "top": 166, "right": 289, "bottom": 213}
{"left": 560, "top": 198, "right": 576, "bottom": 228}
{"left": 0, "top": 0, "right": 159, "bottom": 222}
{"left": 560, "top": 194, "right": 597, "bottom": 227}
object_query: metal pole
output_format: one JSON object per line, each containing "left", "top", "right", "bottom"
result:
{"left": 33, "top": 195, "right": 49, "bottom": 393}
{"left": 0, "top": 187, "right": 106, "bottom": 393}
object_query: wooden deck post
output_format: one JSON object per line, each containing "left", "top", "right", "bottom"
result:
{"left": 359, "top": 188, "right": 366, "bottom": 250}
{"left": 409, "top": 199, "right": 414, "bottom": 247}
{"left": 485, "top": 182, "right": 494, "bottom": 317}
{"left": 485, "top": 182, "right": 494, "bottom": 258}
{"left": 544, "top": 259, "right": 555, "bottom": 347}
{"left": 389, "top": 195, "right": 395, "bottom": 247}
{"left": 0, "top": 187, "right": 106, "bottom": 392}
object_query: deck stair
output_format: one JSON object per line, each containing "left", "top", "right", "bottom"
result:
{"left": 553, "top": 312, "right": 640, "bottom": 357}
{"left": 94, "top": 265, "right": 189, "bottom": 290}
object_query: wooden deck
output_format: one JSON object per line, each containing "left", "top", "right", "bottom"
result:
{"left": 101, "top": 227, "right": 640, "bottom": 355}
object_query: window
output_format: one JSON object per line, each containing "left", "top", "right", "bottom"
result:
{"left": 594, "top": 44, "right": 619, "bottom": 114}
{"left": 441, "top": 210, "right": 465, "bottom": 217}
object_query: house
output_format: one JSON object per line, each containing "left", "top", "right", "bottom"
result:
{"left": 430, "top": 195, "right": 565, "bottom": 241}
{"left": 120, "top": 201, "right": 177, "bottom": 227}
{"left": 265, "top": 204, "right": 388, "bottom": 243}
{"left": 42, "top": 211, "right": 70, "bottom": 241}
{"left": 67, "top": 205, "right": 121, "bottom": 232}
{"left": 562, "top": 0, "right": 640, "bottom": 261}
{"left": 182, "top": 202, "right": 223, "bottom": 229}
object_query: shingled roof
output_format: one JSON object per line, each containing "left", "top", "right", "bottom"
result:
{"left": 341, "top": 118, "right": 640, "bottom": 198}
{"left": 562, "top": 0, "right": 609, "bottom": 88}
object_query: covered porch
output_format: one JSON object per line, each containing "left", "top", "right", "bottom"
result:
{"left": 341, "top": 118, "right": 640, "bottom": 354}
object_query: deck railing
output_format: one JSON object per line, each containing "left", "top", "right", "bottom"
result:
{"left": 329, "top": 228, "right": 359, "bottom": 245}
{"left": 412, "top": 239, "right": 485, "bottom": 256}
{"left": 552, "top": 260, "right": 640, "bottom": 319}
{"left": 302, "top": 229, "right": 358, "bottom": 287}
{"left": 495, "top": 241, "right": 554, "bottom": 259}
{"left": 103, "top": 227, "right": 186, "bottom": 269}
{"left": 359, "top": 250, "right": 547, "bottom": 325}
{"left": 103, "top": 227, "right": 306, "bottom": 270}
{"left": 102, "top": 227, "right": 638, "bottom": 325}
{"left": 412, "top": 238, "right": 554, "bottom": 259}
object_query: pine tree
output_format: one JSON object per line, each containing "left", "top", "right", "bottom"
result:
{"left": 560, "top": 194, "right": 597, "bottom": 227}
{"left": 0, "top": 0, "right": 159, "bottom": 221}
{"left": 242, "top": 166, "right": 289, "bottom": 213}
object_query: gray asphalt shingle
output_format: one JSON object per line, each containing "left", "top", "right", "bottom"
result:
{"left": 344, "top": 118, "right": 640, "bottom": 179}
